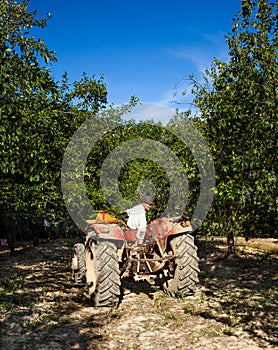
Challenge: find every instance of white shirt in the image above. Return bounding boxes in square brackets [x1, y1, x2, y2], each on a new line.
[126, 204, 146, 229]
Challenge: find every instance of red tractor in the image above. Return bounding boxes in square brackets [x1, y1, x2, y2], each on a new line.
[72, 211, 199, 307]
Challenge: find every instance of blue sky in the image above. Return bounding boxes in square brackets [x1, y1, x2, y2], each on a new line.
[30, 0, 242, 109]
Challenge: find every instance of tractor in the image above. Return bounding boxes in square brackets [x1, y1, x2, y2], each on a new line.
[72, 210, 199, 306]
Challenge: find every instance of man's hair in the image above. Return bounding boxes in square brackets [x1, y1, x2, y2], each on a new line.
[142, 196, 153, 205]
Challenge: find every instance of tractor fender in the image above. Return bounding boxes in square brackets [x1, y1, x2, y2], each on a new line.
[148, 218, 193, 253]
[85, 231, 98, 252]
[85, 228, 125, 252]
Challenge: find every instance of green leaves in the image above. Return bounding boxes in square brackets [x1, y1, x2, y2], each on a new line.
[188, 0, 278, 238]
[0, 1, 109, 223]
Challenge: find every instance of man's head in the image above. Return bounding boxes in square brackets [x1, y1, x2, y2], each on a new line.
[142, 196, 153, 211]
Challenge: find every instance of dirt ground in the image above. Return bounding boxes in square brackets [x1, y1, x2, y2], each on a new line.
[0, 236, 277, 350]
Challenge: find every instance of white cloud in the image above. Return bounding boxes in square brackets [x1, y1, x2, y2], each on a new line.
[121, 102, 176, 124]
[160, 30, 230, 113]
[168, 47, 213, 74]
[152, 86, 194, 113]
[168, 29, 229, 73]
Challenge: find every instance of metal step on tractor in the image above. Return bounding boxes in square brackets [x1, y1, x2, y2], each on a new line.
[72, 210, 200, 307]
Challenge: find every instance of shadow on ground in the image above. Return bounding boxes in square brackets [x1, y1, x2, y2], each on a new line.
[195, 237, 278, 347]
[1, 237, 277, 349]
[0, 240, 110, 350]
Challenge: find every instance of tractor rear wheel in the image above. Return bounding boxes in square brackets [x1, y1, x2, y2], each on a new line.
[161, 234, 199, 297]
[88, 241, 121, 307]
[72, 243, 86, 283]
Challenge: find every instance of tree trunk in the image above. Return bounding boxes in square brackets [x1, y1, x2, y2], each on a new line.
[227, 230, 235, 255]
[29, 221, 40, 246]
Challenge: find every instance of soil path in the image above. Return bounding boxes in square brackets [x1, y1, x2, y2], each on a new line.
[1, 237, 277, 350]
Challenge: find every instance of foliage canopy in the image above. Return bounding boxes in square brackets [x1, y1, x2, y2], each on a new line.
[189, 0, 277, 240]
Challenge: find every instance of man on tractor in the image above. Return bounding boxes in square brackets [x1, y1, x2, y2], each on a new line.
[121, 196, 153, 245]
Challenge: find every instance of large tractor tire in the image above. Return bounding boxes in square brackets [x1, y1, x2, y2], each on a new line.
[161, 234, 199, 297]
[87, 241, 121, 307]
[72, 243, 86, 283]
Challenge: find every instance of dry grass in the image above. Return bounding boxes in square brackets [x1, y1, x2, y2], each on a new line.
[0, 237, 277, 350]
